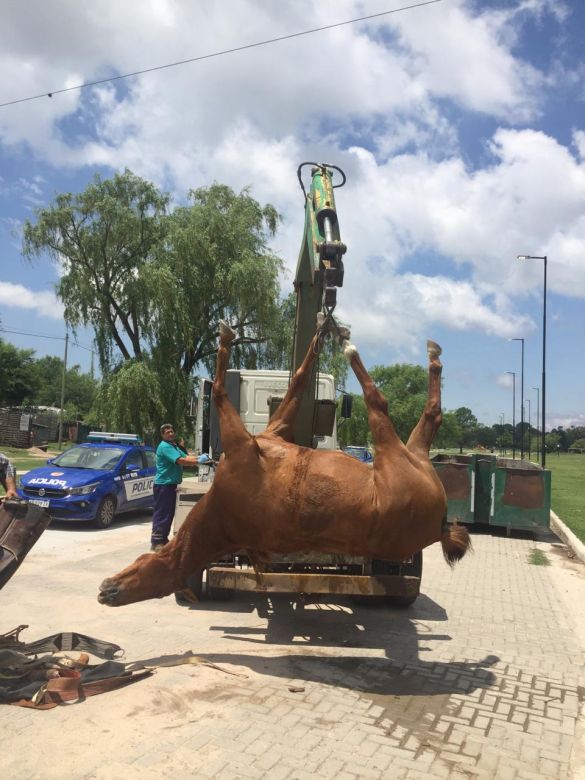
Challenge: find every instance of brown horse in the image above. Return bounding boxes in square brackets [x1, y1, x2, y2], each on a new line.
[98, 322, 470, 607]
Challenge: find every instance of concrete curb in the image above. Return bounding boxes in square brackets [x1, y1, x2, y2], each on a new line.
[550, 510, 585, 566]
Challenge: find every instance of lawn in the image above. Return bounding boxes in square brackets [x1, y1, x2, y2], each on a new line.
[546, 453, 585, 543]
[0, 442, 72, 478]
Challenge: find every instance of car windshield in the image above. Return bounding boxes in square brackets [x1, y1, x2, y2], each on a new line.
[51, 446, 126, 471]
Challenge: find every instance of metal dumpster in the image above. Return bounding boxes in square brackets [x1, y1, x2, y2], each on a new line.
[490, 458, 551, 531]
[431, 453, 494, 525]
[432, 454, 550, 532]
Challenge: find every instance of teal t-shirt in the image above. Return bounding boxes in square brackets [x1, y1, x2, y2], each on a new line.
[155, 440, 183, 485]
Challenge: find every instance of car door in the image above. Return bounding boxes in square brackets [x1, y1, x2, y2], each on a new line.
[118, 448, 154, 511]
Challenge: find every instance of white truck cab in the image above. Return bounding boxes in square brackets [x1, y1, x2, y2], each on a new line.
[194, 368, 338, 460]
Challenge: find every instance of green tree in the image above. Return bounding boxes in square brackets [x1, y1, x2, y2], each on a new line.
[0, 338, 38, 406]
[567, 426, 585, 446]
[453, 406, 478, 453]
[370, 363, 428, 443]
[22, 173, 288, 436]
[545, 432, 561, 453]
[23, 170, 170, 372]
[31, 356, 97, 417]
[433, 410, 461, 449]
[337, 393, 370, 448]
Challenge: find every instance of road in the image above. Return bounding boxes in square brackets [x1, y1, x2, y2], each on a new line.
[1, 512, 585, 779]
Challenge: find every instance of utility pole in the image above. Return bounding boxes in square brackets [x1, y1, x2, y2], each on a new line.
[526, 398, 531, 461]
[506, 371, 516, 459]
[532, 387, 540, 458]
[58, 331, 69, 450]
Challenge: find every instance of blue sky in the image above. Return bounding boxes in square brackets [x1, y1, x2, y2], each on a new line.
[1, 0, 583, 431]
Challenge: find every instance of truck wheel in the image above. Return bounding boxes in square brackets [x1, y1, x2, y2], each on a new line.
[93, 496, 116, 529]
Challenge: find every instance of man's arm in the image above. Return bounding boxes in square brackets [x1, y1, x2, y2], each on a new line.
[3, 474, 17, 499]
[0, 456, 18, 499]
[176, 454, 199, 467]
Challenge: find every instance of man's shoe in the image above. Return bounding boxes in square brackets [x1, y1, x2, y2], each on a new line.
[150, 543, 166, 553]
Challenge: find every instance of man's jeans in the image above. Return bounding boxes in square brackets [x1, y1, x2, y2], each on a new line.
[151, 484, 178, 545]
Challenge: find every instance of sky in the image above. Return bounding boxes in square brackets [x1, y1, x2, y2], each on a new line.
[0, 0, 584, 432]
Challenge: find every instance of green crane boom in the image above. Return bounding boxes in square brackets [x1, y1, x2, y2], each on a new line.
[291, 163, 347, 448]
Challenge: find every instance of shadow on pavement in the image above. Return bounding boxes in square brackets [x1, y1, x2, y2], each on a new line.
[178, 592, 499, 697]
[45, 509, 152, 533]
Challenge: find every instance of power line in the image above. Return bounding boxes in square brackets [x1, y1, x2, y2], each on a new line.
[0, 1, 441, 109]
[0, 326, 96, 353]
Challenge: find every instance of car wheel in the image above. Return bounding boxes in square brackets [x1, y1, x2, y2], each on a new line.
[93, 496, 116, 529]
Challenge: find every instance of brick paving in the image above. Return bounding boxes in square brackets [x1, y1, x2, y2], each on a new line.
[1, 516, 584, 778]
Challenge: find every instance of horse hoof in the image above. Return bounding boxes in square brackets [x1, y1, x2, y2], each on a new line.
[427, 340, 442, 359]
[343, 342, 358, 361]
[219, 320, 236, 342]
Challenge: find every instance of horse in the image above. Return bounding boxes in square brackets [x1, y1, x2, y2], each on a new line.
[98, 321, 470, 607]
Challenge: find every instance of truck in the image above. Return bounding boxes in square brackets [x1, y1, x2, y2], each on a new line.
[174, 163, 422, 606]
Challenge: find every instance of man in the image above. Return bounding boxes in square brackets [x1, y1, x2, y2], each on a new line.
[0, 452, 17, 500]
[151, 424, 199, 551]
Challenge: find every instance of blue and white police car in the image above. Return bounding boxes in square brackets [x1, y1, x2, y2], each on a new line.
[342, 446, 374, 464]
[17, 432, 156, 528]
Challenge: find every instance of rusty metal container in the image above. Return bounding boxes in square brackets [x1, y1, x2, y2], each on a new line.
[431, 454, 550, 532]
[490, 458, 551, 531]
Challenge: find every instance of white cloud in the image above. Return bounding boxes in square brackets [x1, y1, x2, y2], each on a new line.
[0, 0, 582, 359]
[0, 281, 63, 319]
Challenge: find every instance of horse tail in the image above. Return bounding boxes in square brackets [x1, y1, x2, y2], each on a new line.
[441, 519, 472, 567]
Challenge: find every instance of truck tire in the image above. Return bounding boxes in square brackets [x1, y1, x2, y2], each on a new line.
[93, 496, 116, 529]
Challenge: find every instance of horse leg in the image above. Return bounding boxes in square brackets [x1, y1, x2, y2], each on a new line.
[212, 320, 252, 454]
[264, 328, 324, 441]
[343, 341, 403, 451]
[406, 340, 443, 457]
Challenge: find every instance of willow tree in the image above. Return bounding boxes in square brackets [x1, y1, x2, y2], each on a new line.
[23, 169, 169, 374]
[144, 183, 283, 379]
[22, 171, 285, 435]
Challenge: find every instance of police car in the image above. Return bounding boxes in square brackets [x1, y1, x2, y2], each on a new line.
[342, 446, 374, 464]
[17, 432, 156, 528]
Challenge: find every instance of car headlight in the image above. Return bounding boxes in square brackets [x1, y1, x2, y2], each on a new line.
[67, 482, 100, 496]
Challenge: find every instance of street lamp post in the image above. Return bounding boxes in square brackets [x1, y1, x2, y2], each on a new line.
[532, 386, 540, 458]
[525, 398, 531, 460]
[518, 255, 547, 468]
[510, 338, 525, 458]
[506, 371, 516, 459]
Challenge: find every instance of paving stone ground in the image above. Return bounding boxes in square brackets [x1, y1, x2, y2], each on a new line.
[1, 513, 584, 779]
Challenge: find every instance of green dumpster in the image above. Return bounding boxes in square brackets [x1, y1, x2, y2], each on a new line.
[432, 453, 551, 532]
[490, 458, 551, 531]
[431, 454, 476, 525]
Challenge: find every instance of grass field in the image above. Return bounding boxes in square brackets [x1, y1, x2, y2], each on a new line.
[0, 442, 71, 476]
[546, 453, 585, 543]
